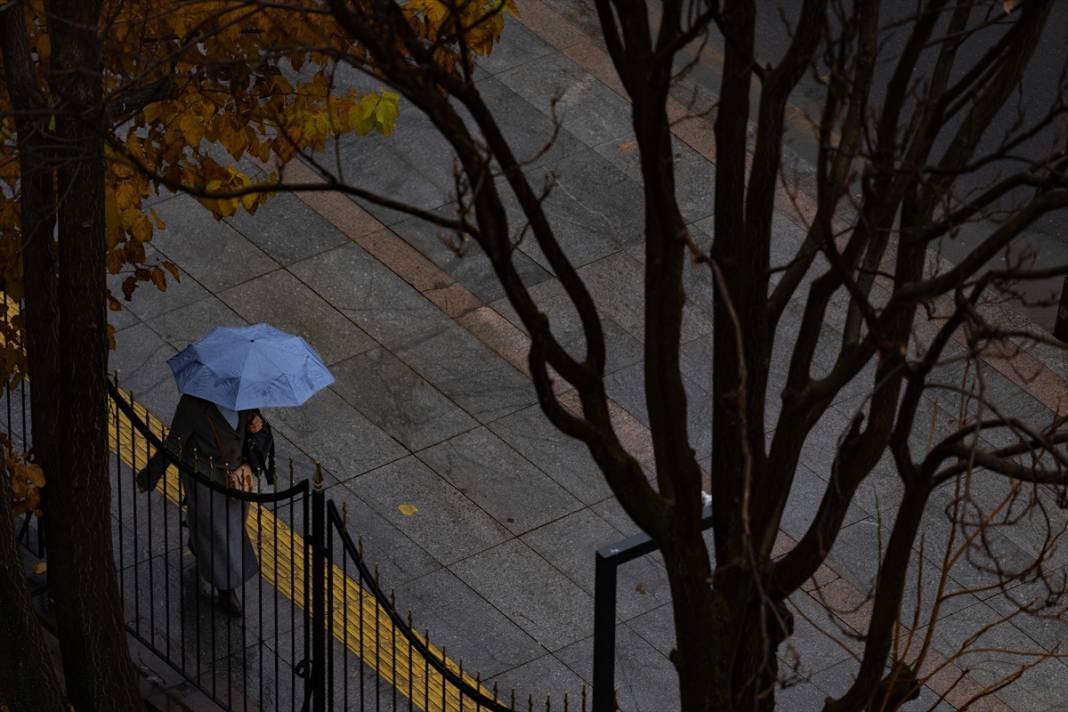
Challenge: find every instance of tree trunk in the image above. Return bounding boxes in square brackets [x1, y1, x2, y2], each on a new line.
[44, 1, 142, 708]
[0, 470, 66, 712]
[662, 538, 731, 712]
[729, 597, 791, 712]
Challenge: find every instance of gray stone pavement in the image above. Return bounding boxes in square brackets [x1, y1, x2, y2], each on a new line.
[106, 3, 1068, 710]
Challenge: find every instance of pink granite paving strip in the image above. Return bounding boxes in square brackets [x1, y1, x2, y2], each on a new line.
[457, 305, 533, 376]
[513, 0, 586, 50]
[424, 282, 483, 319]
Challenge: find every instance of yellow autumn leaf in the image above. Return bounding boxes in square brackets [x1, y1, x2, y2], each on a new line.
[32, 561, 46, 575]
[179, 114, 204, 146]
[115, 182, 138, 210]
[398, 503, 418, 516]
[106, 248, 124, 274]
[131, 213, 153, 243]
[150, 267, 167, 291]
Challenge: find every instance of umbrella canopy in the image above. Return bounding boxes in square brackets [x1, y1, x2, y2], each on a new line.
[168, 323, 335, 411]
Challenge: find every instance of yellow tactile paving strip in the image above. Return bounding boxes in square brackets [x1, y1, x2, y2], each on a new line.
[107, 389, 502, 711]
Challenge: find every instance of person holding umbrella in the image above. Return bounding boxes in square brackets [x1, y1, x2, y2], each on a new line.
[137, 324, 334, 616]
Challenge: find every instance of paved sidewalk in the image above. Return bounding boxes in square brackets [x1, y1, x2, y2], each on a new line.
[108, 3, 1068, 710]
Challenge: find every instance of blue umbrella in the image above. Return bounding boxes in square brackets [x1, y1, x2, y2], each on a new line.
[167, 323, 335, 411]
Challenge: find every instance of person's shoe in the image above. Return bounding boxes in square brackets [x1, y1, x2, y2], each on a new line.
[218, 588, 243, 617]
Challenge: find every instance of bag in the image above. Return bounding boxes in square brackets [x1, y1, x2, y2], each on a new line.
[227, 463, 256, 493]
[206, 410, 256, 491]
[243, 409, 276, 485]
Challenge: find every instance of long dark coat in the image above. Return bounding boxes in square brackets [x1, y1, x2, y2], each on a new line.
[139, 394, 257, 591]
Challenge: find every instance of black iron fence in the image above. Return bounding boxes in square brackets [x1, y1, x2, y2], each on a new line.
[0, 270, 597, 712]
[107, 381, 543, 711]
[109, 383, 315, 710]
[2, 361, 586, 711]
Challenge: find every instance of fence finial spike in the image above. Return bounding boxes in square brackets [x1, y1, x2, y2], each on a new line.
[492, 681, 499, 702]
[358, 535, 364, 559]
[342, 501, 348, 525]
[374, 564, 379, 586]
[564, 692, 568, 712]
[528, 693, 533, 712]
[546, 694, 551, 712]
[288, 458, 294, 487]
[313, 460, 324, 490]
[581, 685, 587, 712]
[510, 688, 516, 710]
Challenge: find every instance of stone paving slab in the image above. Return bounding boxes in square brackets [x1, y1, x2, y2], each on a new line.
[497, 49, 634, 148]
[147, 295, 249, 356]
[289, 242, 453, 351]
[418, 427, 583, 535]
[555, 625, 681, 712]
[108, 243, 211, 322]
[224, 192, 349, 266]
[828, 517, 989, 625]
[520, 508, 671, 622]
[395, 323, 538, 424]
[779, 464, 869, 542]
[605, 359, 714, 464]
[346, 456, 512, 566]
[983, 570, 1068, 653]
[450, 538, 593, 652]
[488, 403, 614, 505]
[389, 205, 553, 304]
[783, 589, 865, 677]
[150, 195, 279, 293]
[595, 133, 717, 225]
[329, 347, 477, 452]
[110, 322, 181, 419]
[467, 76, 588, 172]
[320, 481, 442, 588]
[265, 387, 406, 482]
[577, 250, 714, 344]
[475, 19, 559, 79]
[332, 136, 453, 227]
[625, 602, 675, 660]
[930, 601, 1068, 711]
[485, 653, 589, 710]
[219, 268, 376, 367]
[490, 265, 645, 376]
[393, 567, 545, 678]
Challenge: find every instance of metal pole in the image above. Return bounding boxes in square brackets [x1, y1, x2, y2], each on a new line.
[311, 461, 327, 712]
[591, 551, 618, 712]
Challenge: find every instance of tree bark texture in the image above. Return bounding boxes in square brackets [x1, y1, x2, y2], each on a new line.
[42, 0, 142, 708]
